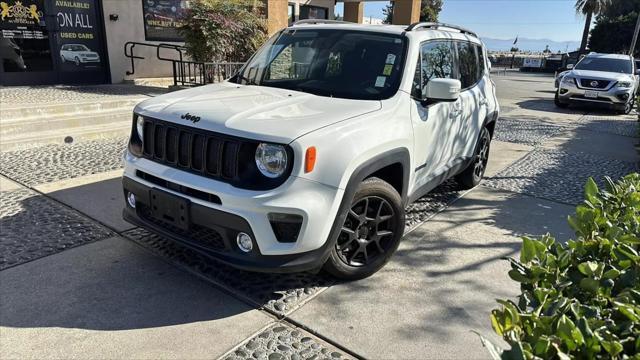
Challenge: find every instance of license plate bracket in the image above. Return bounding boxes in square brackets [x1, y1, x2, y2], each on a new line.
[584, 90, 599, 99]
[149, 188, 190, 230]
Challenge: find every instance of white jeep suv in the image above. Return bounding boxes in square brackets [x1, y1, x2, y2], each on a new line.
[555, 53, 638, 114]
[122, 21, 499, 280]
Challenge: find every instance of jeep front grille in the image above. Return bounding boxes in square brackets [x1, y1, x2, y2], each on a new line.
[142, 118, 241, 181]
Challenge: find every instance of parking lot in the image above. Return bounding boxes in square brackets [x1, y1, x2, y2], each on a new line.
[1, 72, 638, 359]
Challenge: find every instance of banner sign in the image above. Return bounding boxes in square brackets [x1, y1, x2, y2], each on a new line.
[142, 0, 187, 42]
[523, 58, 543, 68]
[53, 0, 103, 71]
[0, 0, 46, 38]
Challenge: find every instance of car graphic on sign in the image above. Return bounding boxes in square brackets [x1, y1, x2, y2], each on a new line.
[59, 44, 100, 66]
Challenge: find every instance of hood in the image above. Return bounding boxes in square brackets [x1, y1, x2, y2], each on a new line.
[569, 69, 633, 82]
[134, 82, 382, 144]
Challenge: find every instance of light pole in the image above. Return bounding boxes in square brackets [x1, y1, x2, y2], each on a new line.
[630, 12, 640, 56]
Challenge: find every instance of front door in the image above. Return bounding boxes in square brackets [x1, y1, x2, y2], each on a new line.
[410, 40, 460, 192]
[0, 0, 109, 85]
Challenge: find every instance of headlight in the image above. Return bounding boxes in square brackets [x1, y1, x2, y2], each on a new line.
[255, 143, 288, 178]
[561, 76, 575, 85]
[616, 81, 633, 88]
[136, 115, 144, 140]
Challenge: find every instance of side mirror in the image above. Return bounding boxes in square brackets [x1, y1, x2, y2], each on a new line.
[423, 78, 461, 104]
[566, 64, 574, 70]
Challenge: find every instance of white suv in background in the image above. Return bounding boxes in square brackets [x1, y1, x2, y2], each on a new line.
[122, 21, 499, 280]
[59, 44, 100, 66]
[555, 53, 638, 114]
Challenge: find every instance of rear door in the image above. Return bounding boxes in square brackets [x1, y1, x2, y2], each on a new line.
[410, 40, 460, 191]
[453, 40, 487, 160]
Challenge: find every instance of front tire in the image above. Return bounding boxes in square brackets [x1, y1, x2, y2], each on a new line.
[455, 126, 491, 190]
[619, 98, 634, 115]
[323, 177, 405, 281]
[555, 90, 569, 108]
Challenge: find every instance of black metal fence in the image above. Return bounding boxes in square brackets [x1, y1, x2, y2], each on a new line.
[124, 42, 244, 87]
[173, 61, 244, 86]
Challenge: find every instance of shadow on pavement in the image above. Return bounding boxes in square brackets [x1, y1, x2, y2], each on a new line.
[0, 237, 256, 331]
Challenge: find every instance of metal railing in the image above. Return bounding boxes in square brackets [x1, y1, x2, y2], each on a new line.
[123, 41, 244, 87]
[173, 61, 244, 86]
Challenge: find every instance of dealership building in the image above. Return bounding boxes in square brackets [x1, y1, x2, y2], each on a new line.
[0, 0, 421, 86]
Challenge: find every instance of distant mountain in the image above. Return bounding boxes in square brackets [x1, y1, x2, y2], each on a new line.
[481, 37, 581, 53]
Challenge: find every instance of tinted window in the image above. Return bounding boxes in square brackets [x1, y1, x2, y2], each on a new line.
[413, 40, 457, 97]
[476, 44, 485, 79]
[574, 57, 632, 74]
[236, 30, 407, 100]
[457, 41, 482, 89]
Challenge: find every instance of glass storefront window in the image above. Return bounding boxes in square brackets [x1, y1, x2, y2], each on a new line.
[142, 0, 188, 42]
[0, 0, 52, 72]
[300, 5, 328, 20]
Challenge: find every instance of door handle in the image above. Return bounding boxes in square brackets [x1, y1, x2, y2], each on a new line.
[479, 97, 488, 106]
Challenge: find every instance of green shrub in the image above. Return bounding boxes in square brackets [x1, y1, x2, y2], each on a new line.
[483, 174, 640, 359]
[180, 0, 267, 62]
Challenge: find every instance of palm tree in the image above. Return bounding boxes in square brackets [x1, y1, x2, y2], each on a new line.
[575, 0, 611, 55]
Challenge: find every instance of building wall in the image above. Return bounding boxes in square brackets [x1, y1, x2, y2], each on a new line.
[101, 0, 185, 83]
[290, 0, 336, 23]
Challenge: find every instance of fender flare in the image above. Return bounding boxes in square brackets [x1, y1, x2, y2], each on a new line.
[316, 148, 411, 265]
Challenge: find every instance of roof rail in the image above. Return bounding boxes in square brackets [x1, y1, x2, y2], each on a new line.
[406, 22, 478, 37]
[293, 19, 350, 26]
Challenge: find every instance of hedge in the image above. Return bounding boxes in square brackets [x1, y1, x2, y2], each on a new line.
[482, 174, 640, 359]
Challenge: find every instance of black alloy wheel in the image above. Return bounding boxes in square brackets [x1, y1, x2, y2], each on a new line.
[336, 196, 396, 267]
[456, 126, 491, 189]
[473, 128, 491, 182]
[323, 177, 405, 280]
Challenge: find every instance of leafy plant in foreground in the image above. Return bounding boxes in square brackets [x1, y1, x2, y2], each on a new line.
[482, 174, 640, 359]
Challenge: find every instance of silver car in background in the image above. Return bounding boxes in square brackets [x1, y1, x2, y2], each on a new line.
[555, 53, 638, 115]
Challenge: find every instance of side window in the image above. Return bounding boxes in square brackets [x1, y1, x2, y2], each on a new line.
[457, 41, 478, 89]
[412, 40, 456, 98]
[475, 44, 485, 79]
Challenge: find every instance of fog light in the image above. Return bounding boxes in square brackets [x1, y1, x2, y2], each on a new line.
[236, 232, 253, 252]
[126, 192, 136, 208]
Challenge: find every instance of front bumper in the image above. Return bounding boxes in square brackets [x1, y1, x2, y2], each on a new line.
[557, 79, 633, 110]
[122, 152, 344, 273]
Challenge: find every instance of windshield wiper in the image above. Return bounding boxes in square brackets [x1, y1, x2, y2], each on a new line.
[236, 74, 257, 85]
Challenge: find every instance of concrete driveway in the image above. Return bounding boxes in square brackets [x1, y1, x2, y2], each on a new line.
[1, 73, 638, 359]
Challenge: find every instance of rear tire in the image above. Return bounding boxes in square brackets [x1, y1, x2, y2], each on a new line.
[455, 126, 491, 190]
[323, 177, 405, 281]
[555, 90, 569, 108]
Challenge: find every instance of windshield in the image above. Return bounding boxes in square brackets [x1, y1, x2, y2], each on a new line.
[574, 57, 632, 74]
[68, 45, 89, 51]
[233, 29, 407, 100]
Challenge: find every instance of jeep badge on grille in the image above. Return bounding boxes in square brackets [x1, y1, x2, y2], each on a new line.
[181, 113, 201, 123]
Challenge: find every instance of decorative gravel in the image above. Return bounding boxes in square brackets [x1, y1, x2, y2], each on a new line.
[405, 179, 464, 231]
[122, 228, 333, 315]
[0, 84, 165, 105]
[494, 116, 568, 145]
[484, 148, 638, 205]
[223, 323, 351, 360]
[0, 189, 114, 270]
[0, 136, 127, 186]
[578, 115, 639, 138]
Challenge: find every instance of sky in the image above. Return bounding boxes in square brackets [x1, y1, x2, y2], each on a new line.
[335, 0, 586, 42]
